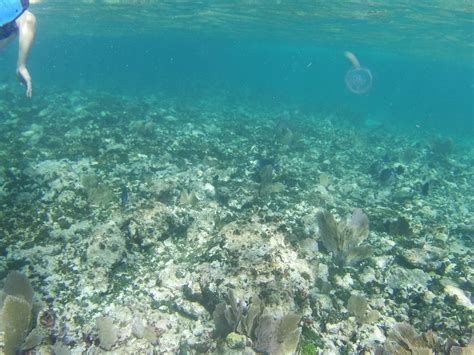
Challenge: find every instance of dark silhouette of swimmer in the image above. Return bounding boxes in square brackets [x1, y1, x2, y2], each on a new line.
[0, 0, 37, 97]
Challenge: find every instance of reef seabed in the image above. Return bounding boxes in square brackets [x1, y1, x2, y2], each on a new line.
[0, 87, 472, 353]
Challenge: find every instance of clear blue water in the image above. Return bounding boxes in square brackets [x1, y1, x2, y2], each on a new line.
[2, 1, 473, 136]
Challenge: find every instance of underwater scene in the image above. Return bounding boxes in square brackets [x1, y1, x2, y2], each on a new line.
[0, 0, 473, 354]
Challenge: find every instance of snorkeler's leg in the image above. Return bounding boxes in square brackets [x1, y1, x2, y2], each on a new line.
[16, 11, 37, 97]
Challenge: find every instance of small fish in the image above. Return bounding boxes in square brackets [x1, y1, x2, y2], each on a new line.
[421, 181, 430, 196]
[120, 185, 129, 208]
[379, 168, 396, 184]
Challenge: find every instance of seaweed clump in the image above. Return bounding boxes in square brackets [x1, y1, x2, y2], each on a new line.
[316, 208, 371, 267]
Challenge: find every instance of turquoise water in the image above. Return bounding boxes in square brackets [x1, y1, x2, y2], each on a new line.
[1, 1, 473, 354]
[2, 1, 473, 135]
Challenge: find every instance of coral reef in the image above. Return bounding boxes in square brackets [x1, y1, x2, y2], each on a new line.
[0, 87, 472, 353]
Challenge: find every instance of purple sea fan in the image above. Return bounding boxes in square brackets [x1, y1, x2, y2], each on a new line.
[348, 208, 370, 244]
[316, 208, 371, 266]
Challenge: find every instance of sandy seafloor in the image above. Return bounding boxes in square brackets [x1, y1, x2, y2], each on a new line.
[0, 85, 473, 354]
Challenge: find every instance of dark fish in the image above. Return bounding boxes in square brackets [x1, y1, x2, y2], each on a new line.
[395, 164, 405, 175]
[379, 168, 396, 184]
[421, 181, 430, 196]
[121, 185, 129, 208]
[368, 161, 383, 178]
